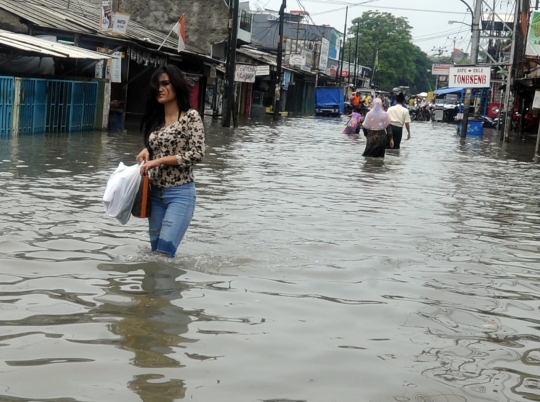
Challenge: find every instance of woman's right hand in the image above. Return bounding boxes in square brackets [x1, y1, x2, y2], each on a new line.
[136, 148, 149, 164]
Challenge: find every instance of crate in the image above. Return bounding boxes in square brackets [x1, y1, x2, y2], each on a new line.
[456, 120, 483, 136]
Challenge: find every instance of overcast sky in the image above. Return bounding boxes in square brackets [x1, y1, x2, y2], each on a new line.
[254, 0, 516, 58]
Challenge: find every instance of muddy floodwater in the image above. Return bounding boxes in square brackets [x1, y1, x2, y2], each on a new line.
[0, 117, 539, 402]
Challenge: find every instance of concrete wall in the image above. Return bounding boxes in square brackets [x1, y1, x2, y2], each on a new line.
[0, 10, 30, 33]
[119, 0, 228, 55]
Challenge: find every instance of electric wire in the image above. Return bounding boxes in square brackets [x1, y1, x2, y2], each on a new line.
[302, 0, 469, 16]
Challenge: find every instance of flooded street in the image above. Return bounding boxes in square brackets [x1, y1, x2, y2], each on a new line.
[0, 116, 540, 401]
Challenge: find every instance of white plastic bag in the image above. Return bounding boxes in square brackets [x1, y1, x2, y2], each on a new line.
[103, 162, 142, 225]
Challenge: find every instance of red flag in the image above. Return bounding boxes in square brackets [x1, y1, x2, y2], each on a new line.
[172, 15, 186, 52]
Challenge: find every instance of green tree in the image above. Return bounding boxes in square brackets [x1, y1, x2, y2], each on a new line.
[344, 11, 429, 92]
[411, 45, 434, 93]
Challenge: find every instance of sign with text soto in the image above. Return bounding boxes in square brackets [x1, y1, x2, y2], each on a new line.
[235, 64, 256, 83]
[448, 67, 491, 88]
[431, 63, 452, 76]
[526, 11, 540, 56]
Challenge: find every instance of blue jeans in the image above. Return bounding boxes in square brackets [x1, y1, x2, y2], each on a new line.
[149, 182, 196, 257]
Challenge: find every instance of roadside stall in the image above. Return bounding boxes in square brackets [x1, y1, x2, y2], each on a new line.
[433, 87, 490, 124]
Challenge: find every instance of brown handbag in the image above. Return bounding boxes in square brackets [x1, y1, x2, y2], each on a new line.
[131, 175, 151, 218]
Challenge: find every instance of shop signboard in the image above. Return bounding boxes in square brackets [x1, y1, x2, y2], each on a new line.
[101, 0, 113, 32]
[290, 54, 306, 66]
[448, 66, 491, 88]
[112, 12, 130, 35]
[526, 11, 540, 56]
[255, 65, 270, 76]
[318, 38, 329, 70]
[432, 63, 452, 76]
[235, 64, 256, 83]
[111, 51, 122, 83]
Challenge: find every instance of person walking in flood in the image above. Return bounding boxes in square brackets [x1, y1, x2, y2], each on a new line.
[362, 98, 394, 158]
[387, 92, 411, 149]
[136, 65, 205, 257]
[342, 106, 364, 135]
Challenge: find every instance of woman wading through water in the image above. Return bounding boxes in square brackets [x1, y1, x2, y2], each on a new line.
[136, 65, 205, 257]
[362, 98, 394, 158]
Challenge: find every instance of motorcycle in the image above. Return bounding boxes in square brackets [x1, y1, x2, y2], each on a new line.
[482, 115, 498, 128]
[409, 105, 431, 121]
[512, 109, 539, 132]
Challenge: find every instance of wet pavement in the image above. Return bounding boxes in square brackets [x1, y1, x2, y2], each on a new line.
[0, 117, 539, 401]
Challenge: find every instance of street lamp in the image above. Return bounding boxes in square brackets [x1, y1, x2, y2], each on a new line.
[448, 20, 471, 28]
[458, 0, 474, 24]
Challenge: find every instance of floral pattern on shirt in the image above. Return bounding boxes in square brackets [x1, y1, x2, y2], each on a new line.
[148, 109, 205, 188]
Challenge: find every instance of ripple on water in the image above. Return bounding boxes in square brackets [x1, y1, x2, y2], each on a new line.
[0, 120, 538, 400]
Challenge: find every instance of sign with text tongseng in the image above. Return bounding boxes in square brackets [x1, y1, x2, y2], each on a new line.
[448, 66, 491, 88]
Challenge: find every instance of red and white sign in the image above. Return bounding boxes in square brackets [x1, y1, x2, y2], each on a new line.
[449, 66, 491, 88]
[431, 63, 452, 76]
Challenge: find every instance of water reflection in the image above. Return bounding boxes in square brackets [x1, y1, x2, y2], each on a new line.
[97, 262, 191, 400]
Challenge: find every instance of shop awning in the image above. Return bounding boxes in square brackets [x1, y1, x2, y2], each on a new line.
[0, 30, 110, 59]
[434, 86, 490, 95]
[434, 87, 464, 95]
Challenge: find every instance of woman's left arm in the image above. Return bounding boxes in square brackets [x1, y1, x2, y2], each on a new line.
[174, 110, 205, 167]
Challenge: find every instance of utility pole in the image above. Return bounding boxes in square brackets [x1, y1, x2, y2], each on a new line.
[338, 6, 348, 86]
[223, 0, 239, 128]
[273, 0, 286, 121]
[460, 0, 483, 138]
[353, 21, 359, 88]
[448, 36, 461, 64]
[502, 0, 521, 141]
[347, 38, 352, 86]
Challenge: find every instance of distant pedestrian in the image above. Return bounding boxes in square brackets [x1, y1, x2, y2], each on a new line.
[342, 106, 363, 135]
[387, 92, 411, 149]
[362, 98, 394, 158]
[136, 65, 205, 257]
[350, 92, 360, 107]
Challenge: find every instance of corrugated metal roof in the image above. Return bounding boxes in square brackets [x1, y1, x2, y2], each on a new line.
[0, 0, 208, 56]
[237, 47, 277, 66]
[0, 29, 110, 59]
[237, 46, 317, 75]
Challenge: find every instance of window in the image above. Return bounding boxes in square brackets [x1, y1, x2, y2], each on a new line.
[240, 10, 252, 33]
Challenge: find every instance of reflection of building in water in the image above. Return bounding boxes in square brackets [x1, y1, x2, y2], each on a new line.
[97, 262, 194, 401]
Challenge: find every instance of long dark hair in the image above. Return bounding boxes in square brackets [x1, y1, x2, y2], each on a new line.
[140, 64, 192, 152]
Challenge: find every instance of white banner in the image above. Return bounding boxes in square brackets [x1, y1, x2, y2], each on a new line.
[318, 38, 329, 70]
[526, 11, 540, 56]
[289, 54, 306, 66]
[432, 63, 452, 76]
[449, 66, 490, 88]
[255, 65, 270, 76]
[113, 12, 130, 35]
[101, 0, 113, 32]
[235, 64, 256, 83]
[111, 51, 122, 83]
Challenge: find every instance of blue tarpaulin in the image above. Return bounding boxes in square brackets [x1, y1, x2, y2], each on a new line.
[315, 87, 344, 114]
[434, 87, 465, 95]
[434, 86, 489, 95]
